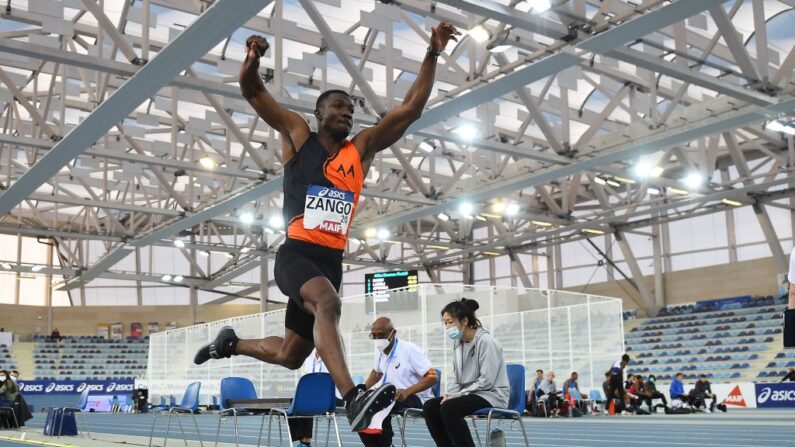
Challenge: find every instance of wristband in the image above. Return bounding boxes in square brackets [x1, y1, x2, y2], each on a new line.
[427, 46, 442, 58]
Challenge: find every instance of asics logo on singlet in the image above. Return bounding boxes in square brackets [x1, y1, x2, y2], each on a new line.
[317, 188, 347, 200]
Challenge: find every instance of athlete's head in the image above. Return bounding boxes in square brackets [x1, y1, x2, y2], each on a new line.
[314, 89, 354, 140]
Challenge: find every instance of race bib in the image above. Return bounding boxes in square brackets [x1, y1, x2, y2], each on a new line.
[303, 185, 355, 235]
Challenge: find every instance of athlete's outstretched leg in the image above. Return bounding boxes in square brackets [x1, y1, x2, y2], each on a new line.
[298, 276, 354, 395]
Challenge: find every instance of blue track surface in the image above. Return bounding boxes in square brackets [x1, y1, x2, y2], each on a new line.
[1, 409, 793, 447]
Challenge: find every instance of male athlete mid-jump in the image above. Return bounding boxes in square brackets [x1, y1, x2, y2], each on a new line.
[194, 21, 460, 431]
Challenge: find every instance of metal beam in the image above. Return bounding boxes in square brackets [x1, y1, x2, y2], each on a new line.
[708, 4, 762, 82]
[407, 0, 726, 133]
[608, 47, 775, 106]
[0, 0, 273, 216]
[614, 230, 655, 315]
[60, 177, 282, 289]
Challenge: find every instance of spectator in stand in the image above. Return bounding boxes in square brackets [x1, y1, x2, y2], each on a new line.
[782, 278, 790, 299]
[624, 373, 635, 390]
[781, 367, 795, 382]
[9, 371, 18, 383]
[50, 328, 63, 343]
[644, 375, 668, 410]
[0, 371, 17, 408]
[629, 375, 654, 414]
[691, 374, 719, 413]
[562, 371, 588, 400]
[669, 373, 689, 406]
[537, 371, 563, 417]
[526, 369, 543, 413]
[786, 247, 795, 348]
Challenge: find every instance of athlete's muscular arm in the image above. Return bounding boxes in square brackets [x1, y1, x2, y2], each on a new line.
[240, 35, 310, 164]
[353, 22, 460, 166]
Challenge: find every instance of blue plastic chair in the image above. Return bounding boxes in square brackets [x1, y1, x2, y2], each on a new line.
[213, 377, 262, 447]
[398, 368, 442, 447]
[53, 387, 91, 438]
[148, 381, 203, 447]
[264, 373, 341, 447]
[467, 364, 529, 447]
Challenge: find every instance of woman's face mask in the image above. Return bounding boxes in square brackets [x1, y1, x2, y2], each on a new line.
[0, 375, 6, 382]
[446, 325, 464, 340]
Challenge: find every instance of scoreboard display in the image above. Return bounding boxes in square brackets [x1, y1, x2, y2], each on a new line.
[365, 270, 418, 298]
[364, 270, 419, 312]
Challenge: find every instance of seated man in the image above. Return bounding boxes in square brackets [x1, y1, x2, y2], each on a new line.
[537, 371, 562, 417]
[50, 328, 62, 343]
[525, 369, 543, 414]
[627, 375, 652, 414]
[644, 375, 668, 410]
[562, 371, 588, 400]
[669, 373, 690, 406]
[361, 317, 437, 447]
[690, 374, 717, 413]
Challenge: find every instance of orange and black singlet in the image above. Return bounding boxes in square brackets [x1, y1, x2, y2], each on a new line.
[283, 132, 364, 250]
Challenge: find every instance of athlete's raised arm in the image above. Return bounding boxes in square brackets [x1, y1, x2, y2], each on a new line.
[240, 35, 310, 163]
[353, 21, 460, 166]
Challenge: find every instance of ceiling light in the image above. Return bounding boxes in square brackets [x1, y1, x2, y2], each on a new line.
[467, 25, 490, 43]
[651, 166, 665, 177]
[438, 213, 450, 221]
[476, 215, 487, 221]
[593, 177, 607, 185]
[647, 187, 660, 195]
[0, 263, 11, 270]
[532, 220, 553, 227]
[428, 245, 449, 250]
[669, 187, 689, 195]
[365, 228, 377, 238]
[606, 179, 621, 187]
[583, 228, 605, 235]
[483, 251, 502, 256]
[458, 202, 474, 216]
[491, 199, 506, 214]
[199, 251, 209, 257]
[480, 213, 502, 219]
[489, 44, 511, 53]
[240, 247, 251, 253]
[31, 265, 43, 272]
[199, 157, 216, 169]
[453, 124, 479, 141]
[526, 0, 552, 13]
[376, 228, 390, 240]
[505, 203, 520, 217]
[268, 215, 284, 229]
[682, 172, 703, 189]
[722, 198, 742, 207]
[239, 212, 254, 225]
[173, 275, 184, 283]
[161, 274, 172, 281]
[173, 240, 186, 249]
[264, 227, 275, 234]
[418, 140, 435, 153]
[224, 252, 234, 258]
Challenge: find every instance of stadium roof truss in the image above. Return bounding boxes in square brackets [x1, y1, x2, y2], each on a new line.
[0, 0, 793, 313]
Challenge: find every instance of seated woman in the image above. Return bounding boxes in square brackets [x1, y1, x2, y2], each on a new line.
[537, 371, 563, 417]
[423, 298, 509, 447]
[0, 370, 19, 428]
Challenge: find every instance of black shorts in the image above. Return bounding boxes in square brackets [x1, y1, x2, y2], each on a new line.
[274, 238, 343, 342]
[608, 374, 624, 398]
